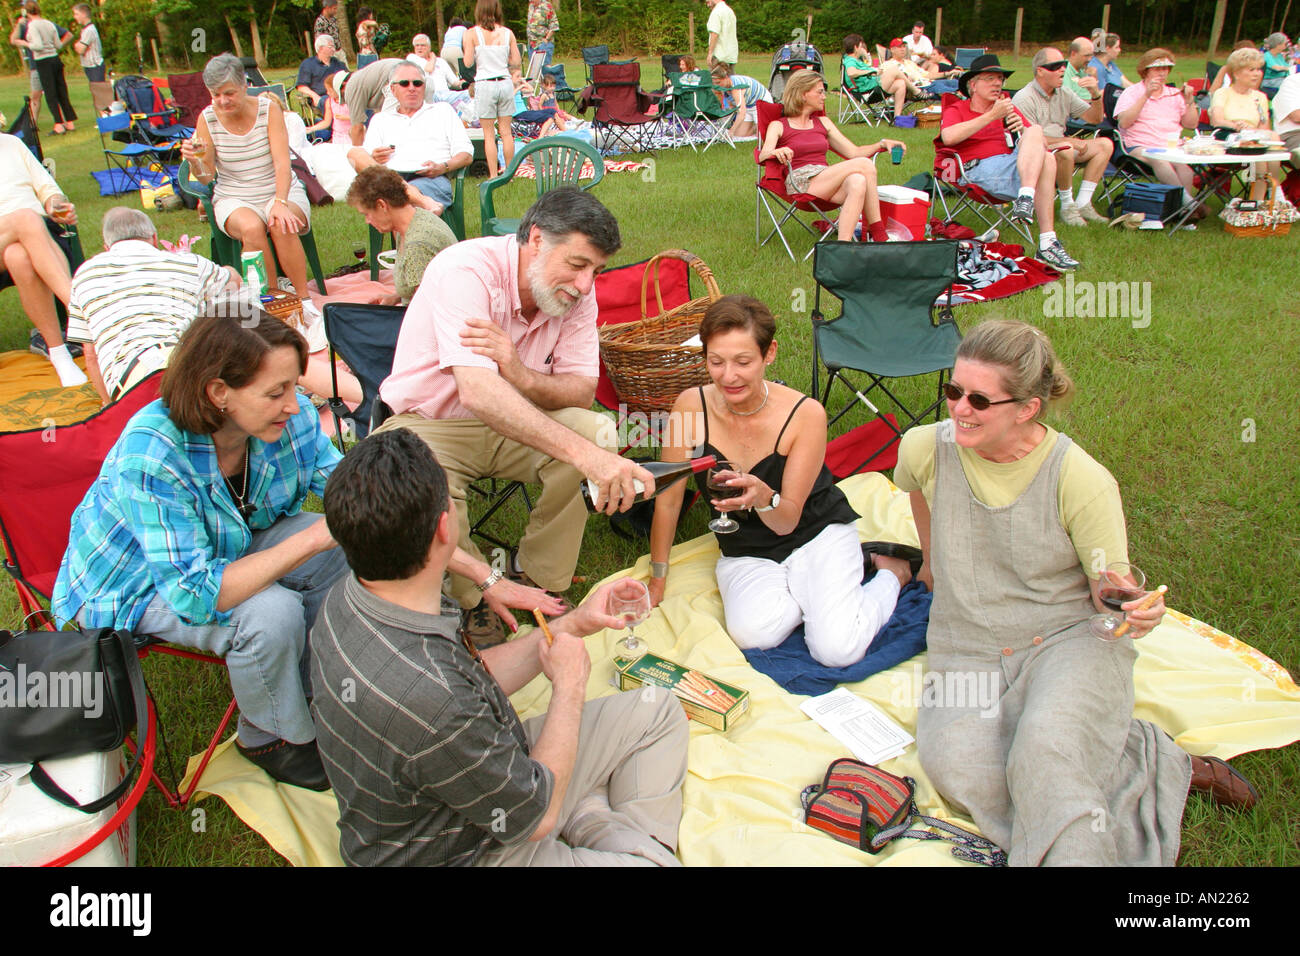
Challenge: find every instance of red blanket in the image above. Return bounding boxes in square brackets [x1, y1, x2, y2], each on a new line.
[948, 241, 1060, 305]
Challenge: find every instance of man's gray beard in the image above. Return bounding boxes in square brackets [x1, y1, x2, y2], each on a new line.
[526, 255, 579, 316]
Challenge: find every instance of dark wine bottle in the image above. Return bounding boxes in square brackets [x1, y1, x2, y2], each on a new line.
[582, 455, 718, 512]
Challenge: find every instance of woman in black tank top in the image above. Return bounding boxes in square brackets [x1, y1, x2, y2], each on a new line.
[647, 296, 913, 668]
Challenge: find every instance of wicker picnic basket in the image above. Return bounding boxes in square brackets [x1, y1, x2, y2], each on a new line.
[1220, 176, 1297, 238]
[262, 288, 306, 330]
[598, 249, 721, 414]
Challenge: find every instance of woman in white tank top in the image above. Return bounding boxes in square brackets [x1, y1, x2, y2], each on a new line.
[463, 0, 521, 178]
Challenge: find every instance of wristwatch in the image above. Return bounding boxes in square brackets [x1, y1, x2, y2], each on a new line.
[476, 568, 504, 592]
[650, 561, 669, 578]
[755, 491, 781, 513]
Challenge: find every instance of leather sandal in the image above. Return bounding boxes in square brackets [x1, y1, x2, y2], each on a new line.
[861, 541, 924, 577]
[1188, 755, 1258, 811]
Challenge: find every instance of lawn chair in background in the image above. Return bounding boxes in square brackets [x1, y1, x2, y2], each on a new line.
[837, 56, 889, 126]
[928, 95, 1033, 243]
[811, 240, 962, 472]
[541, 63, 578, 104]
[479, 136, 604, 237]
[754, 100, 840, 260]
[585, 62, 662, 153]
[666, 70, 738, 151]
[582, 44, 612, 83]
[166, 71, 211, 129]
[954, 47, 987, 71]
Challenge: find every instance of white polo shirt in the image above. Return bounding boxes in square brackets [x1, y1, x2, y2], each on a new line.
[362, 102, 472, 174]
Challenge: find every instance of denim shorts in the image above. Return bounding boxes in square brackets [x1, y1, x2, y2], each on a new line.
[960, 144, 1024, 201]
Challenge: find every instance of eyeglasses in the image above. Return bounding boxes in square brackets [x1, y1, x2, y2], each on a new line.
[393, 79, 425, 88]
[942, 381, 1019, 410]
[1038, 60, 1068, 71]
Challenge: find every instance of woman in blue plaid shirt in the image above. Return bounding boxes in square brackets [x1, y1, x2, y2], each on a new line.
[54, 302, 561, 790]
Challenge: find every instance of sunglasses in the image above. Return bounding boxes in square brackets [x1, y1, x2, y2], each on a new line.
[1039, 60, 1068, 71]
[942, 381, 1019, 410]
[393, 78, 425, 88]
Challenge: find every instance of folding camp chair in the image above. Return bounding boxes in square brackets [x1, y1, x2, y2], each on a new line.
[178, 161, 329, 294]
[811, 240, 963, 472]
[754, 100, 840, 260]
[368, 167, 466, 280]
[479, 136, 604, 237]
[659, 54, 684, 91]
[322, 303, 532, 552]
[666, 70, 738, 151]
[928, 96, 1033, 243]
[837, 57, 889, 126]
[1095, 84, 1157, 211]
[541, 63, 578, 104]
[241, 58, 269, 87]
[95, 113, 177, 197]
[953, 48, 987, 71]
[112, 74, 192, 151]
[582, 44, 613, 84]
[585, 62, 663, 153]
[166, 71, 211, 128]
[0, 373, 227, 813]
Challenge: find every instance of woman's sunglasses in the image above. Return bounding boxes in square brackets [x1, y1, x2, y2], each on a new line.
[393, 78, 426, 88]
[942, 381, 1019, 410]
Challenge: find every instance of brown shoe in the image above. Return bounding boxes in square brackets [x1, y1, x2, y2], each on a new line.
[461, 599, 508, 648]
[1189, 755, 1259, 810]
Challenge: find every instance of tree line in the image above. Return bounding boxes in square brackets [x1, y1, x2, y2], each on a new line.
[3, 0, 1293, 76]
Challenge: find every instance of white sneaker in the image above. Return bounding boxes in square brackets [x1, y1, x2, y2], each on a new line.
[1076, 202, 1109, 223]
[1059, 202, 1088, 227]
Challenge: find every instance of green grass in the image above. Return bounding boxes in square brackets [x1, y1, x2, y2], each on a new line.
[1, 52, 1297, 867]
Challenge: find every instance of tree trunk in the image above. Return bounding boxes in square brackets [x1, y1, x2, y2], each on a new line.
[1281, 0, 1294, 33]
[224, 13, 244, 59]
[154, 15, 172, 67]
[336, 1, 356, 62]
[1269, 0, 1280, 31]
[1232, 0, 1247, 43]
[434, 0, 445, 42]
[248, 6, 266, 69]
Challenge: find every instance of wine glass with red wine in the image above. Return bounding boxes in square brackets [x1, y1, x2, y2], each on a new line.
[1091, 562, 1147, 641]
[610, 578, 652, 660]
[707, 463, 744, 534]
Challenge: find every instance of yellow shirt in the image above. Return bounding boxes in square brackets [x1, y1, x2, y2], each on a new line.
[1210, 86, 1270, 128]
[0, 133, 61, 218]
[894, 421, 1129, 578]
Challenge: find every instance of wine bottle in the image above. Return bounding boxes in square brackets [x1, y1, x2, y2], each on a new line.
[582, 455, 718, 512]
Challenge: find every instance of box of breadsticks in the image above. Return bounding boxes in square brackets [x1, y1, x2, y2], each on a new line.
[613, 654, 750, 731]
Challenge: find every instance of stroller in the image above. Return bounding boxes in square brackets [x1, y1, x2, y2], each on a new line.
[768, 39, 824, 100]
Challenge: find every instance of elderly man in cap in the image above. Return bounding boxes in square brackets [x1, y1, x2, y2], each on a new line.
[296, 34, 346, 114]
[1012, 47, 1111, 226]
[940, 54, 1079, 270]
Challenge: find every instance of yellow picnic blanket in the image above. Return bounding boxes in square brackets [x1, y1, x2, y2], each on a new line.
[186, 473, 1300, 866]
[0, 351, 99, 431]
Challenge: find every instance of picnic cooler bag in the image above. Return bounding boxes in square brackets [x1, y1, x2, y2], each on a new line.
[1113, 182, 1183, 221]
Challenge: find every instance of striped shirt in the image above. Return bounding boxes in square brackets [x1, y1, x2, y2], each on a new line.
[65, 241, 230, 397]
[311, 574, 553, 866]
[53, 395, 340, 631]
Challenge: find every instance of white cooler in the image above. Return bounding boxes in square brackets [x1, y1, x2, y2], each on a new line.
[0, 749, 137, 867]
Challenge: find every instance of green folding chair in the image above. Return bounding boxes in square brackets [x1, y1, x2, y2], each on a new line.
[667, 70, 738, 151]
[368, 166, 467, 280]
[177, 161, 328, 293]
[478, 136, 604, 238]
[811, 240, 963, 472]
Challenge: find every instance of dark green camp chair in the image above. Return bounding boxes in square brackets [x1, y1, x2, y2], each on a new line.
[811, 240, 962, 472]
[666, 70, 738, 151]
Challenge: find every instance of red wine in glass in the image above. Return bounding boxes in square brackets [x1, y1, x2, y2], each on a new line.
[707, 465, 742, 534]
[1092, 562, 1146, 641]
[1099, 586, 1145, 613]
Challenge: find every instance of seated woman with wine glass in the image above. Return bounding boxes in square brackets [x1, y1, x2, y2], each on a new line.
[893, 318, 1257, 866]
[647, 295, 913, 668]
[758, 69, 906, 243]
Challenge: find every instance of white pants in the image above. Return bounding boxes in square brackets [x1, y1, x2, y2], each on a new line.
[716, 523, 901, 668]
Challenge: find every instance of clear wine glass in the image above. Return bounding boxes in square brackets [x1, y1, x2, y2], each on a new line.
[50, 201, 74, 239]
[1091, 562, 1147, 641]
[610, 578, 652, 660]
[707, 462, 743, 534]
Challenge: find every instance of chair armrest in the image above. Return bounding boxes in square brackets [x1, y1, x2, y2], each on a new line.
[442, 166, 467, 242]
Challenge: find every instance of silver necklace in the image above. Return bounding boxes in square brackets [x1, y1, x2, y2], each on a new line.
[728, 381, 770, 417]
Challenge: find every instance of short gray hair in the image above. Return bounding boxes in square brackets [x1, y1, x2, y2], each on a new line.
[516, 188, 621, 255]
[314, 33, 335, 53]
[1264, 32, 1288, 50]
[203, 53, 246, 91]
[102, 207, 157, 246]
[391, 60, 424, 83]
[412, 33, 431, 47]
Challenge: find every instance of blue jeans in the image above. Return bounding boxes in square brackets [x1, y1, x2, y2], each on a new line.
[530, 41, 554, 67]
[406, 174, 453, 207]
[125, 512, 347, 746]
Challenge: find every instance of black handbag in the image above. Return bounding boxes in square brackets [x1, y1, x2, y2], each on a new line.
[0, 627, 148, 814]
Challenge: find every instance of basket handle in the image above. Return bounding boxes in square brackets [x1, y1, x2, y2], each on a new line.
[639, 249, 722, 319]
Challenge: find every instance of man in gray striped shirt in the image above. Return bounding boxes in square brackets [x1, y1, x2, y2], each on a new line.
[314, 429, 689, 866]
[66, 207, 239, 402]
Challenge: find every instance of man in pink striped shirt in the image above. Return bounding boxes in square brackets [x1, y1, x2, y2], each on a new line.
[378, 189, 654, 644]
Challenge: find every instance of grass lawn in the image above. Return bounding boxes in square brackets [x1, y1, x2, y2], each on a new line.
[0, 50, 1296, 867]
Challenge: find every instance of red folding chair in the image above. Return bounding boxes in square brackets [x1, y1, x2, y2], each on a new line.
[755, 100, 842, 260]
[584, 61, 663, 153]
[0, 373, 235, 811]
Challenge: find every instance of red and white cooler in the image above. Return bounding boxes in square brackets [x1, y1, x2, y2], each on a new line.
[875, 184, 932, 240]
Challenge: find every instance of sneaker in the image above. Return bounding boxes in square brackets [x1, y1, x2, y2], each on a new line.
[29, 329, 83, 359]
[1076, 202, 1109, 223]
[461, 599, 508, 648]
[1038, 238, 1080, 271]
[1009, 194, 1035, 223]
[1058, 201, 1088, 227]
[975, 226, 1000, 243]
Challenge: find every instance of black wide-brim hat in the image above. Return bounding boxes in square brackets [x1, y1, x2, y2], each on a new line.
[957, 54, 1015, 98]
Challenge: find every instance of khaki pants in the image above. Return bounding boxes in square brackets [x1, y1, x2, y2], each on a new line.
[479, 688, 689, 867]
[376, 407, 617, 606]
